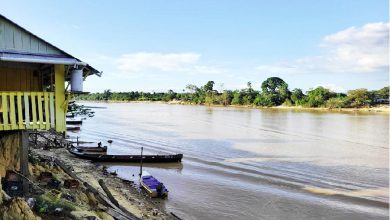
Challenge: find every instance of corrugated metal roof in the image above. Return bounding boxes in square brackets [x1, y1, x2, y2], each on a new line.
[0, 14, 101, 77]
[0, 50, 78, 63]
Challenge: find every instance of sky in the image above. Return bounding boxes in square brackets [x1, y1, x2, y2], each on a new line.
[0, 0, 388, 93]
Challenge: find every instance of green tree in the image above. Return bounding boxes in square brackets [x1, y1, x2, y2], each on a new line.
[376, 86, 389, 99]
[242, 81, 257, 105]
[221, 90, 233, 106]
[185, 84, 201, 103]
[253, 93, 276, 106]
[326, 97, 349, 109]
[203, 81, 215, 93]
[204, 93, 216, 105]
[231, 90, 243, 105]
[290, 88, 305, 106]
[162, 89, 177, 101]
[102, 89, 112, 100]
[305, 87, 335, 107]
[186, 84, 200, 93]
[347, 88, 371, 107]
[261, 77, 290, 105]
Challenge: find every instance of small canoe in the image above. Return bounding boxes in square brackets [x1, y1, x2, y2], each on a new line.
[141, 171, 168, 198]
[68, 148, 183, 163]
[66, 126, 80, 131]
[66, 120, 83, 125]
[75, 145, 107, 153]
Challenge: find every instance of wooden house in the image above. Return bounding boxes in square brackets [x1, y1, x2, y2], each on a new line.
[0, 14, 101, 133]
[0, 14, 101, 194]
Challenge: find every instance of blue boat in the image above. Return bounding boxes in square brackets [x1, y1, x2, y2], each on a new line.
[140, 171, 168, 198]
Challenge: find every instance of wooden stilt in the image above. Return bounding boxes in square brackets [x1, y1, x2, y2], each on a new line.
[20, 130, 29, 195]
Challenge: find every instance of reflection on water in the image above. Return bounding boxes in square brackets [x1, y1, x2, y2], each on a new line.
[73, 102, 389, 220]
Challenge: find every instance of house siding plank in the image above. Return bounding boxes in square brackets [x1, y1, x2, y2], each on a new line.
[9, 92, 17, 129]
[3, 22, 14, 49]
[2, 93, 9, 130]
[31, 92, 38, 129]
[30, 36, 39, 52]
[24, 93, 30, 129]
[17, 92, 24, 129]
[49, 93, 55, 128]
[0, 19, 5, 48]
[13, 27, 23, 50]
[44, 92, 50, 130]
[37, 92, 44, 129]
[21, 31, 31, 51]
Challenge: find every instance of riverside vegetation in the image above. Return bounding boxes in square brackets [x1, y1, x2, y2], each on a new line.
[76, 77, 389, 109]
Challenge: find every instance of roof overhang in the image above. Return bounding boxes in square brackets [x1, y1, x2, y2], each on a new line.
[0, 50, 102, 77]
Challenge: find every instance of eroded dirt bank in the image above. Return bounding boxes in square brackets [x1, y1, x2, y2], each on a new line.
[0, 132, 175, 220]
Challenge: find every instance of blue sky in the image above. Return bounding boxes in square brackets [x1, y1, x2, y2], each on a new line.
[0, 0, 388, 93]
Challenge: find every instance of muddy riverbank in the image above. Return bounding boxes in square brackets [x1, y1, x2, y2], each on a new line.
[30, 144, 175, 220]
[0, 130, 177, 220]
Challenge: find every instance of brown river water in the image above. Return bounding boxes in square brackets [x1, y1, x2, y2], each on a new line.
[70, 102, 389, 220]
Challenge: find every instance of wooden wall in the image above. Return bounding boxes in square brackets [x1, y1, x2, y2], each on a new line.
[0, 16, 63, 55]
[0, 67, 42, 91]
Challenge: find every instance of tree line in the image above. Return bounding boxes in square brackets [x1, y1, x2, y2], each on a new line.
[76, 77, 389, 108]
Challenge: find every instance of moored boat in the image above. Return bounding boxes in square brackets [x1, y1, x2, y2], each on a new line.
[74, 145, 107, 153]
[68, 148, 183, 163]
[66, 120, 83, 125]
[66, 126, 80, 131]
[140, 171, 168, 198]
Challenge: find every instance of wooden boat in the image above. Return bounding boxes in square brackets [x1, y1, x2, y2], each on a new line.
[74, 145, 107, 153]
[66, 126, 80, 131]
[68, 148, 183, 163]
[140, 171, 168, 198]
[66, 120, 83, 125]
[67, 140, 95, 144]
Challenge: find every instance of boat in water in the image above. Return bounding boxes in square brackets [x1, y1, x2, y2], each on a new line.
[66, 119, 83, 125]
[140, 171, 168, 198]
[73, 145, 107, 153]
[66, 126, 80, 131]
[72, 142, 107, 153]
[68, 148, 183, 163]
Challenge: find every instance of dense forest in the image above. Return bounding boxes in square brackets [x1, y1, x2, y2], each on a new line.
[76, 77, 389, 108]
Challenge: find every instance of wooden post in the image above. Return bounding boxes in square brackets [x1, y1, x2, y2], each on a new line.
[98, 179, 120, 207]
[20, 130, 29, 195]
[54, 64, 66, 132]
[139, 147, 143, 178]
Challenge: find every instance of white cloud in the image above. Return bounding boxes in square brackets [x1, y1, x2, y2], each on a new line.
[115, 52, 223, 75]
[256, 22, 389, 74]
[315, 84, 345, 93]
[117, 52, 199, 72]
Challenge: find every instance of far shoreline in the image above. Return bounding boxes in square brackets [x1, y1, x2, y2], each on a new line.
[76, 100, 390, 114]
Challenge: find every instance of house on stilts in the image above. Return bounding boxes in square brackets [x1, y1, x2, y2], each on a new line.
[0, 13, 101, 193]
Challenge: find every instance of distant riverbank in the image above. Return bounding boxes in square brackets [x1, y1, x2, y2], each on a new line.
[78, 100, 390, 114]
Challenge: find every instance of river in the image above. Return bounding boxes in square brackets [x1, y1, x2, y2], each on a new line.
[71, 102, 389, 220]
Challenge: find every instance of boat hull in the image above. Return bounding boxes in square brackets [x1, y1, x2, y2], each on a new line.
[68, 149, 183, 163]
[140, 172, 169, 198]
[75, 146, 107, 153]
[66, 120, 83, 125]
[66, 126, 80, 131]
[140, 181, 168, 198]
